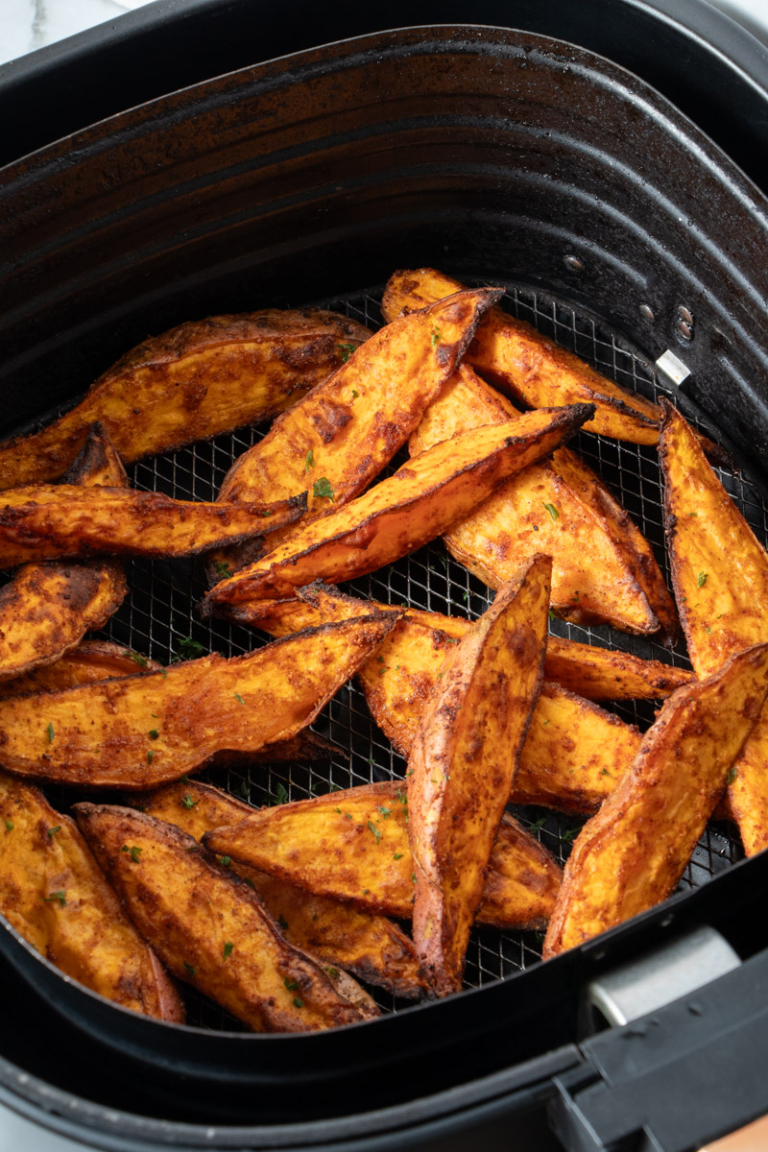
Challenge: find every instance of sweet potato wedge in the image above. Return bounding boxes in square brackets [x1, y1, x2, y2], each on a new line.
[0, 426, 129, 681]
[0, 771, 183, 1020]
[212, 288, 502, 572]
[408, 557, 551, 994]
[0, 615, 397, 788]
[0, 310, 370, 491]
[202, 406, 594, 608]
[660, 400, 768, 854]
[231, 582, 690, 701]
[0, 641, 161, 699]
[382, 268, 661, 443]
[204, 781, 562, 931]
[75, 803, 372, 1032]
[135, 781, 427, 999]
[409, 365, 676, 637]
[543, 643, 768, 957]
[0, 485, 306, 568]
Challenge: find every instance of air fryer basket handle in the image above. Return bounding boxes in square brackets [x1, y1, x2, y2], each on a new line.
[549, 943, 768, 1152]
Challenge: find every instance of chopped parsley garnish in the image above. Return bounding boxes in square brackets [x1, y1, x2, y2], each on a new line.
[338, 342, 356, 363]
[268, 782, 290, 807]
[126, 650, 148, 668]
[46, 722, 55, 743]
[697, 572, 708, 587]
[147, 751, 155, 765]
[172, 637, 206, 662]
[4, 819, 13, 832]
[727, 768, 738, 784]
[312, 477, 334, 502]
[367, 821, 382, 845]
[543, 502, 560, 522]
[284, 976, 300, 991]
[238, 780, 249, 799]
[214, 560, 233, 578]
[394, 852, 404, 861]
[549, 609, 556, 622]
[334, 807, 342, 814]
[601, 768, 611, 777]
[293, 998, 304, 1009]
[219, 856, 232, 867]
[396, 790, 407, 804]
[325, 966, 339, 979]
[183, 962, 197, 977]
[223, 942, 234, 959]
[121, 845, 142, 863]
[243, 877, 256, 890]
[430, 326, 442, 348]
[529, 817, 546, 834]
[562, 828, 577, 842]
[278, 914, 289, 931]
[305, 448, 315, 473]
[351, 389, 359, 399]
[378, 806, 391, 819]
[181, 794, 198, 810]
[148, 729, 159, 740]
[48, 826, 61, 838]
[411, 873, 417, 884]
[234, 693, 245, 705]
[45, 890, 66, 907]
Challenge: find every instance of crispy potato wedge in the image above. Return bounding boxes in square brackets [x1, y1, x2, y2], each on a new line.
[230, 582, 690, 701]
[0, 771, 183, 1020]
[544, 643, 768, 957]
[224, 730, 347, 767]
[0, 310, 370, 491]
[660, 400, 768, 854]
[0, 427, 129, 681]
[409, 365, 676, 637]
[75, 803, 372, 1032]
[135, 781, 427, 999]
[0, 641, 161, 699]
[0, 615, 397, 788]
[202, 406, 594, 608]
[212, 289, 502, 572]
[382, 268, 661, 443]
[204, 781, 562, 930]
[0, 485, 306, 568]
[408, 557, 551, 995]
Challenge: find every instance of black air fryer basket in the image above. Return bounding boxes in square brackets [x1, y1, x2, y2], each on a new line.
[2, 4, 768, 1150]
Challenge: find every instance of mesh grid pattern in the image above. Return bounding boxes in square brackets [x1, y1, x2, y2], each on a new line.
[8, 281, 768, 1028]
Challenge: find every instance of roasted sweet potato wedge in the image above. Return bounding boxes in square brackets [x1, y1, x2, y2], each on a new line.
[409, 365, 676, 637]
[0, 427, 129, 681]
[202, 406, 594, 608]
[544, 643, 768, 957]
[0, 771, 183, 1020]
[660, 400, 768, 855]
[0, 310, 370, 491]
[212, 288, 502, 572]
[382, 268, 661, 443]
[75, 803, 372, 1032]
[135, 781, 427, 999]
[408, 558, 551, 994]
[204, 781, 562, 930]
[230, 582, 690, 702]
[0, 485, 306, 568]
[0, 615, 396, 788]
[0, 641, 161, 699]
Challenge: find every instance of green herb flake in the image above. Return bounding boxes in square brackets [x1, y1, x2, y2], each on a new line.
[430, 326, 442, 348]
[529, 817, 546, 834]
[148, 729, 160, 740]
[705, 625, 712, 634]
[223, 942, 234, 959]
[394, 852, 404, 861]
[727, 768, 738, 785]
[378, 806, 391, 819]
[284, 976, 300, 991]
[219, 855, 232, 868]
[325, 966, 339, 979]
[562, 828, 577, 842]
[411, 873, 417, 884]
[305, 448, 315, 473]
[367, 820, 382, 845]
[278, 914, 289, 931]
[181, 794, 198, 810]
[46, 722, 55, 743]
[271, 782, 289, 807]
[312, 477, 335, 502]
[351, 389, 359, 400]
[601, 768, 611, 777]
[147, 751, 155, 765]
[4, 820, 13, 832]
[338, 342, 356, 363]
[243, 877, 256, 891]
[172, 637, 207, 662]
[45, 890, 66, 907]
[549, 609, 556, 622]
[293, 997, 304, 1009]
[234, 693, 245, 705]
[183, 962, 197, 978]
[697, 572, 708, 588]
[121, 845, 142, 863]
[47, 825, 61, 838]
[214, 560, 233, 579]
[543, 502, 560, 522]
[334, 807, 343, 814]
[396, 789, 407, 804]
[126, 650, 148, 669]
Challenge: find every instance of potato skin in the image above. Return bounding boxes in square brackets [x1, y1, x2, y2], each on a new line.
[408, 558, 551, 995]
[0, 615, 396, 788]
[544, 643, 768, 957]
[202, 406, 594, 607]
[0, 485, 306, 567]
[660, 400, 768, 855]
[135, 781, 428, 1000]
[0, 771, 182, 1021]
[0, 426, 128, 682]
[0, 310, 370, 490]
[382, 268, 661, 443]
[410, 364, 675, 638]
[74, 804, 370, 1032]
[203, 781, 561, 930]
[0, 641, 161, 699]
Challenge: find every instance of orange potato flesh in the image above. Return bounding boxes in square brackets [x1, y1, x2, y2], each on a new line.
[203, 781, 562, 931]
[0, 615, 396, 788]
[212, 288, 502, 570]
[0, 485, 306, 568]
[0, 771, 183, 1021]
[0, 641, 161, 699]
[408, 557, 551, 995]
[409, 365, 676, 637]
[0, 426, 129, 681]
[660, 400, 768, 855]
[544, 643, 768, 957]
[202, 406, 594, 607]
[135, 781, 427, 999]
[75, 803, 371, 1032]
[0, 310, 370, 491]
[382, 268, 661, 443]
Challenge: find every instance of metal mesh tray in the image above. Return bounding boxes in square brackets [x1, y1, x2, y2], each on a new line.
[9, 280, 768, 1031]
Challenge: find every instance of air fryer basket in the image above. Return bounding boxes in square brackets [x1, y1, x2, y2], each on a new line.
[2, 21, 768, 1152]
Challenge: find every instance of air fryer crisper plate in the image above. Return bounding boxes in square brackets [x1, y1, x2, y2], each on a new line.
[2, 20, 768, 1140]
